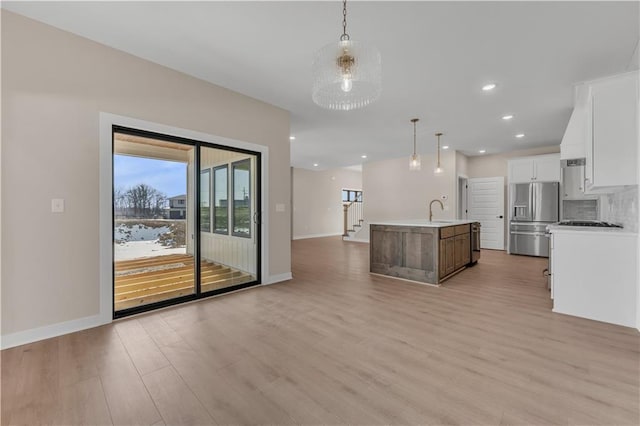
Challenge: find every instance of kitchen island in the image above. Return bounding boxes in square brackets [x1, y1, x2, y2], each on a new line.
[370, 220, 478, 285]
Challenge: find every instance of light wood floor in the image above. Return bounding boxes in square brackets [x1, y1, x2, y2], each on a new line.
[2, 237, 639, 425]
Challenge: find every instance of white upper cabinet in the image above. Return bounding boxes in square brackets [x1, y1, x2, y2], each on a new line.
[508, 158, 535, 183]
[586, 71, 638, 189]
[508, 154, 561, 184]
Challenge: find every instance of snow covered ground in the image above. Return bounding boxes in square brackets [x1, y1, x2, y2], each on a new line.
[114, 240, 186, 261]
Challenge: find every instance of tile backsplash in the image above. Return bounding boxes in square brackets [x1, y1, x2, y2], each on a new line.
[600, 185, 639, 232]
[563, 199, 599, 220]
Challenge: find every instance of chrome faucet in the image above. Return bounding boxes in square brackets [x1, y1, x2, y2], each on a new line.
[429, 199, 444, 222]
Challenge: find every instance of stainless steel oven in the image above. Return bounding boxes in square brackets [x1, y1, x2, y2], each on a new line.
[471, 222, 481, 263]
[509, 222, 550, 257]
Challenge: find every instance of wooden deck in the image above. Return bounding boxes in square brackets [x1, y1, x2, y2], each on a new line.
[115, 254, 254, 311]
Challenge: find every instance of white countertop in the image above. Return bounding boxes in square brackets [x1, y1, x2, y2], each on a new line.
[546, 223, 637, 237]
[370, 219, 476, 228]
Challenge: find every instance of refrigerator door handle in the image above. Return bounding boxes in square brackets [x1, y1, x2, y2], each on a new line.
[510, 231, 548, 237]
[530, 183, 535, 223]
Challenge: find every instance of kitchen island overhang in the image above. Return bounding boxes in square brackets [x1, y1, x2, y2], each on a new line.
[369, 220, 479, 285]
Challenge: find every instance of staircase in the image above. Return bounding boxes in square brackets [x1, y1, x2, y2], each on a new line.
[114, 254, 254, 311]
[342, 192, 365, 241]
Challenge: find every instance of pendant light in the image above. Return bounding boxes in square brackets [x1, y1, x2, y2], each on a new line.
[409, 118, 421, 171]
[434, 132, 444, 175]
[312, 0, 382, 111]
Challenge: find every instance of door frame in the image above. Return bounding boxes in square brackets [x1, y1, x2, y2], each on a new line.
[99, 113, 270, 324]
[456, 174, 468, 220]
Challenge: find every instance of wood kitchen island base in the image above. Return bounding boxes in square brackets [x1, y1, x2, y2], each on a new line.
[370, 220, 476, 285]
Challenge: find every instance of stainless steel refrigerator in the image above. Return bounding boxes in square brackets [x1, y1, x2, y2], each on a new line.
[509, 182, 559, 257]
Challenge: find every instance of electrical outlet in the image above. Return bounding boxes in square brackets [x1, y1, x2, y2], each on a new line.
[51, 198, 65, 213]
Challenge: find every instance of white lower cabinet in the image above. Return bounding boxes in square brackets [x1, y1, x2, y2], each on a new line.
[551, 230, 637, 327]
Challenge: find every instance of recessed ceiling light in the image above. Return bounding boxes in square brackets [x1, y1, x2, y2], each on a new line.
[289, 136, 296, 140]
[479, 149, 486, 154]
[313, 163, 319, 167]
[361, 155, 367, 159]
[442, 145, 449, 150]
[515, 133, 525, 138]
[502, 114, 514, 120]
[482, 83, 497, 91]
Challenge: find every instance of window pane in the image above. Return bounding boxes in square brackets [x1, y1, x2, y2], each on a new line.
[342, 190, 349, 202]
[233, 160, 251, 237]
[213, 166, 228, 234]
[200, 170, 211, 232]
[113, 132, 194, 313]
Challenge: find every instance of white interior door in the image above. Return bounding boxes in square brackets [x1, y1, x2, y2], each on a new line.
[468, 177, 505, 250]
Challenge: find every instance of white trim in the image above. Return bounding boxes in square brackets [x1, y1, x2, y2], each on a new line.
[99, 112, 270, 316]
[1, 314, 104, 350]
[267, 272, 293, 284]
[456, 173, 469, 220]
[343, 237, 370, 243]
[99, 115, 114, 326]
[292, 232, 343, 240]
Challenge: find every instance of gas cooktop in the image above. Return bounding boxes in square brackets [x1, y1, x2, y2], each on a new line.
[557, 220, 623, 228]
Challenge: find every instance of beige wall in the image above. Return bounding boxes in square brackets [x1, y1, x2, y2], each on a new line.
[456, 151, 469, 177]
[1, 12, 291, 337]
[363, 150, 457, 222]
[292, 167, 362, 239]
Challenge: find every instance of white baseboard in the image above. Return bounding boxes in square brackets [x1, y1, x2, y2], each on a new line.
[1, 314, 109, 350]
[1, 271, 294, 349]
[292, 232, 342, 240]
[266, 272, 293, 284]
[343, 237, 370, 243]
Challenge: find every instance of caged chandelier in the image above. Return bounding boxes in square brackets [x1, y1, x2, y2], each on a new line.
[312, 0, 382, 111]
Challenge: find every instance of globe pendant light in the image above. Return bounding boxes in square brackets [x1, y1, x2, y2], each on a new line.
[312, 0, 382, 111]
[409, 118, 421, 171]
[434, 132, 445, 175]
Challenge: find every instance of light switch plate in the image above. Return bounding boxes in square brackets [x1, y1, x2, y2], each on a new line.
[275, 203, 286, 212]
[51, 198, 65, 213]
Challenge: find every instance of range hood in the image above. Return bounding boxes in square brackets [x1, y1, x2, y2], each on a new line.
[560, 84, 589, 160]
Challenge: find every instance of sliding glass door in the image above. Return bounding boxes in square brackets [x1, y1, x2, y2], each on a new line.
[112, 127, 260, 318]
[199, 147, 258, 295]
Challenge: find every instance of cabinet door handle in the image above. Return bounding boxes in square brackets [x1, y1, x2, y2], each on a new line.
[497, 215, 504, 219]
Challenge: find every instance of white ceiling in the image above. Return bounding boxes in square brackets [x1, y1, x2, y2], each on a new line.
[4, 1, 639, 170]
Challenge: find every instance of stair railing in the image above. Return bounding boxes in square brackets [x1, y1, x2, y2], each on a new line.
[342, 192, 363, 237]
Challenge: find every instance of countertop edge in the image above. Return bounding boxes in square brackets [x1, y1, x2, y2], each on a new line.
[547, 227, 638, 237]
[370, 220, 476, 228]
